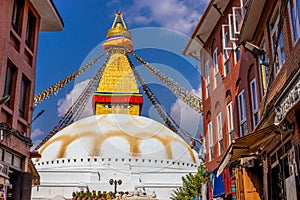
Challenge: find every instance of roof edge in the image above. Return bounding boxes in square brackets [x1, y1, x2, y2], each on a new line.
[31, 0, 64, 32]
[182, 0, 215, 56]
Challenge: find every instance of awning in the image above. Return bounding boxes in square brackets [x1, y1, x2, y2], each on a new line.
[217, 125, 276, 177]
[213, 168, 225, 198]
[28, 159, 40, 185]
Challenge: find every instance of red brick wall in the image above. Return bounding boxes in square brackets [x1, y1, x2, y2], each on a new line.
[0, 0, 40, 137]
[0, 0, 41, 171]
[200, 0, 259, 171]
[252, 0, 300, 107]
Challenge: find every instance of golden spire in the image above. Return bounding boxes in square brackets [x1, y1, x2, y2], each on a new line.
[102, 11, 134, 52]
[93, 11, 143, 116]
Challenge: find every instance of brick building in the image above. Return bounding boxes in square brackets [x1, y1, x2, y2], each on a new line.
[183, 0, 261, 198]
[239, 0, 300, 199]
[0, 0, 63, 199]
[184, 0, 300, 199]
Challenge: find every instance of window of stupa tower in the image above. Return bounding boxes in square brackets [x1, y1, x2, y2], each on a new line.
[92, 11, 143, 116]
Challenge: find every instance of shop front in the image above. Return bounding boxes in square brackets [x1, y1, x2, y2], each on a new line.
[266, 72, 300, 200]
[0, 146, 32, 200]
[216, 125, 276, 200]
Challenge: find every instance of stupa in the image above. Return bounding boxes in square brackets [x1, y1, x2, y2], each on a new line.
[31, 11, 200, 200]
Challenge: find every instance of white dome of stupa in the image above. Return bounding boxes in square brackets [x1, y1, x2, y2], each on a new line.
[32, 114, 200, 200]
[34, 114, 197, 164]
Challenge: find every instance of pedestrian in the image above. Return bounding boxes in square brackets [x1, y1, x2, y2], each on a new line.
[0, 184, 5, 200]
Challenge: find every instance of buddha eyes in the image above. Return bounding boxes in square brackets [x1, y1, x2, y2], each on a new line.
[122, 105, 131, 109]
[105, 105, 114, 108]
[104, 104, 131, 109]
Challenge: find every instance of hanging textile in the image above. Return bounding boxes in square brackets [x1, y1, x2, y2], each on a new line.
[131, 52, 203, 113]
[34, 50, 108, 107]
[223, 167, 232, 197]
[34, 55, 111, 151]
[213, 169, 225, 198]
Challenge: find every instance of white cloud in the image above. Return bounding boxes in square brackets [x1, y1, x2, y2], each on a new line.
[31, 128, 45, 139]
[125, 0, 207, 34]
[170, 83, 203, 139]
[57, 79, 93, 119]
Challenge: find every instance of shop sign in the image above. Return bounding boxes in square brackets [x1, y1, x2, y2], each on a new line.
[275, 76, 300, 125]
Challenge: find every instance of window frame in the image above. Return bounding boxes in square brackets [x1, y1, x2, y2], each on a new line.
[19, 77, 30, 119]
[222, 25, 231, 76]
[4, 61, 17, 108]
[250, 78, 259, 127]
[25, 9, 37, 50]
[288, 0, 300, 44]
[233, 42, 241, 65]
[205, 60, 211, 98]
[217, 112, 223, 155]
[11, 0, 24, 34]
[238, 89, 247, 136]
[270, 14, 285, 74]
[217, 112, 223, 141]
[213, 48, 219, 88]
[228, 14, 238, 41]
[259, 41, 269, 97]
[232, 6, 244, 34]
[227, 101, 234, 145]
[208, 121, 213, 161]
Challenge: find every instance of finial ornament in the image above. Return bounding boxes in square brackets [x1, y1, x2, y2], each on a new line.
[103, 11, 133, 52]
[111, 10, 127, 29]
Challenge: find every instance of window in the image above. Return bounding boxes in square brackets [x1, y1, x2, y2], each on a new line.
[228, 14, 238, 41]
[19, 77, 30, 118]
[238, 90, 248, 136]
[208, 121, 214, 161]
[222, 25, 231, 75]
[223, 48, 230, 75]
[4, 61, 17, 108]
[232, 6, 244, 34]
[217, 112, 224, 155]
[227, 102, 234, 145]
[250, 79, 259, 127]
[213, 48, 219, 88]
[288, 0, 300, 43]
[259, 42, 269, 96]
[11, 0, 24, 34]
[271, 14, 285, 74]
[205, 60, 211, 98]
[4, 151, 13, 165]
[13, 155, 22, 169]
[26, 10, 37, 50]
[233, 42, 241, 64]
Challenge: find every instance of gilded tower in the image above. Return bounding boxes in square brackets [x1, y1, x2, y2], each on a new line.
[92, 11, 143, 115]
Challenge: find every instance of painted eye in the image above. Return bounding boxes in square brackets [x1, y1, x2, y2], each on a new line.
[105, 104, 114, 108]
[121, 105, 131, 109]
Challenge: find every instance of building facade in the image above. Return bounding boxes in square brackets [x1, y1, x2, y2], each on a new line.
[184, 0, 261, 199]
[185, 0, 300, 199]
[0, 0, 63, 199]
[239, 0, 300, 199]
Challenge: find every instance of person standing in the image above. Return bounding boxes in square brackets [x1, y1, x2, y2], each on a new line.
[0, 184, 5, 200]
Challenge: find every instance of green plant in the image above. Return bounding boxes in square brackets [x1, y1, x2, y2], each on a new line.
[171, 164, 205, 200]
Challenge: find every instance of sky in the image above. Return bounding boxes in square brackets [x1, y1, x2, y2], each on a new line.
[31, 0, 209, 150]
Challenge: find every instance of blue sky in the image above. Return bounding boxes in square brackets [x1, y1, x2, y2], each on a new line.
[31, 0, 208, 149]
